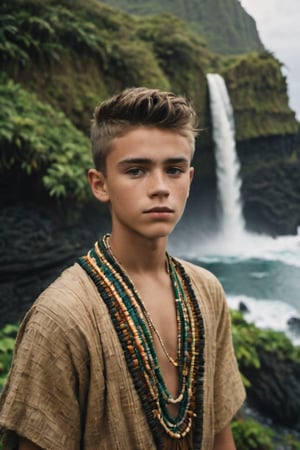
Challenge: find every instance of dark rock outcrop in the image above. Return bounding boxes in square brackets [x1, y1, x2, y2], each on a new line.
[0, 203, 110, 328]
[190, 132, 300, 237]
[238, 134, 300, 235]
[239, 302, 250, 314]
[242, 349, 300, 431]
[288, 317, 300, 334]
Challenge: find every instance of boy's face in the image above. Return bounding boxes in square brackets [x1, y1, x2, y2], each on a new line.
[89, 126, 194, 242]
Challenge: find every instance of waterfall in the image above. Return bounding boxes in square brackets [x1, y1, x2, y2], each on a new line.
[207, 73, 246, 237]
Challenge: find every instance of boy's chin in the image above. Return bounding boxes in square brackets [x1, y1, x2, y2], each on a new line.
[142, 225, 177, 240]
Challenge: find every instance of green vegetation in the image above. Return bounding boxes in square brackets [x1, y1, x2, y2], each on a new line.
[231, 309, 300, 386]
[222, 52, 299, 139]
[99, 0, 265, 55]
[0, 75, 92, 200]
[0, 2, 299, 449]
[0, 324, 16, 450]
[0, 0, 297, 157]
[0, 0, 213, 133]
[0, 0, 116, 65]
[0, 324, 18, 390]
[232, 417, 300, 449]
[231, 310, 300, 362]
[232, 418, 274, 450]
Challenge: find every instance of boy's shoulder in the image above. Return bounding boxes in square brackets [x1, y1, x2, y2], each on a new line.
[174, 257, 226, 308]
[174, 257, 221, 286]
[25, 262, 99, 329]
[37, 262, 95, 303]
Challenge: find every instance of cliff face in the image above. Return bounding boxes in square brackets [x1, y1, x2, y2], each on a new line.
[223, 53, 298, 140]
[0, 0, 211, 132]
[99, 0, 265, 55]
[0, 0, 299, 239]
[223, 54, 300, 235]
[238, 135, 300, 236]
[1, 6, 300, 445]
[217, 53, 299, 235]
[94, 0, 300, 236]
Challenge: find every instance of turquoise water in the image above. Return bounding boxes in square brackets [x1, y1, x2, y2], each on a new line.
[199, 258, 300, 306]
[195, 72, 300, 344]
[169, 228, 300, 345]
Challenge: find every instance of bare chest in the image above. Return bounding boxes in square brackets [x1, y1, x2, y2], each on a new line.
[134, 279, 179, 406]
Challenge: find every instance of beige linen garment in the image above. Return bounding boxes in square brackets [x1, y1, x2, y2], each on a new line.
[0, 259, 245, 450]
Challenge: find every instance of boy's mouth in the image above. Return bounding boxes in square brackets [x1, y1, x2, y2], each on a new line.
[144, 206, 173, 213]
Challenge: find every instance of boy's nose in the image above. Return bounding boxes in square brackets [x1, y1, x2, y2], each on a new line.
[148, 171, 170, 197]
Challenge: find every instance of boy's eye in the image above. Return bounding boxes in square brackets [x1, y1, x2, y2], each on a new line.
[126, 167, 144, 176]
[167, 167, 183, 175]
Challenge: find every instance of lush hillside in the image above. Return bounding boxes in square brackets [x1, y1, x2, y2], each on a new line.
[0, 0, 213, 133]
[98, 0, 265, 55]
[0, 0, 299, 236]
[0, 0, 213, 202]
[0, 0, 296, 144]
[220, 52, 299, 140]
[0, 3, 300, 447]
[0, 75, 92, 201]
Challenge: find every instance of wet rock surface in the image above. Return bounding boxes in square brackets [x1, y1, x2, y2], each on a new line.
[288, 317, 300, 334]
[242, 349, 300, 432]
[238, 134, 300, 236]
[0, 203, 110, 327]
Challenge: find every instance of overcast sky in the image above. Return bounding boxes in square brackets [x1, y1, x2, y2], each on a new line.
[239, 0, 300, 120]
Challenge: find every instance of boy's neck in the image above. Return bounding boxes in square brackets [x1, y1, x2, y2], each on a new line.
[108, 232, 169, 275]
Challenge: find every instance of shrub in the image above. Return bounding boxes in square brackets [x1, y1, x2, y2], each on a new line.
[0, 75, 92, 200]
[0, 324, 18, 391]
[232, 418, 274, 450]
[231, 310, 300, 387]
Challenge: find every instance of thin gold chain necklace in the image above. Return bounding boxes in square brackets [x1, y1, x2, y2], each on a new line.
[142, 308, 179, 368]
[104, 236, 180, 368]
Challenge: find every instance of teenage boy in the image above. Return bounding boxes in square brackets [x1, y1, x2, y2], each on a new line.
[0, 87, 245, 450]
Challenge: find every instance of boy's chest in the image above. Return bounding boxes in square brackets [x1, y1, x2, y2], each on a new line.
[135, 279, 178, 355]
[134, 279, 180, 402]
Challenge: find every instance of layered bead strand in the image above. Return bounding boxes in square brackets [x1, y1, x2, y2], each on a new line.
[78, 235, 205, 449]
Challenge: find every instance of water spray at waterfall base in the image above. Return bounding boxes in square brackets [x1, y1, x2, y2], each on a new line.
[171, 74, 300, 263]
[169, 74, 300, 345]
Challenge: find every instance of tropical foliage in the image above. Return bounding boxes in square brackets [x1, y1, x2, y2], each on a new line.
[0, 75, 92, 200]
[232, 417, 300, 450]
[0, 0, 215, 140]
[0, 2, 299, 450]
[0, 324, 18, 390]
[231, 309, 300, 386]
[222, 52, 299, 139]
[231, 418, 274, 450]
[0, 0, 297, 152]
[0, 1, 112, 66]
[98, 0, 265, 55]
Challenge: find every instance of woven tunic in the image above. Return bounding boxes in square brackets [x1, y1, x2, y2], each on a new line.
[0, 259, 245, 449]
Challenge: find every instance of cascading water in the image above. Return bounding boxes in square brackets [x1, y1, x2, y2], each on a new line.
[171, 74, 300, 348]
[173, 72, 300, 266]
[207, 73, 246, 237]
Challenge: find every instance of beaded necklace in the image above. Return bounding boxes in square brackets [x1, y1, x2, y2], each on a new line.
[78, 235, 205, 449]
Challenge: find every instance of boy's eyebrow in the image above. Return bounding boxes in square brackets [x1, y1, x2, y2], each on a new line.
[117, 157, 190, 165]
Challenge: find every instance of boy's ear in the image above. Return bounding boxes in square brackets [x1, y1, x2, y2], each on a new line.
[189, 166, 194, 185]
[186, 166, 194, 198]
[88, 169, 110, 203]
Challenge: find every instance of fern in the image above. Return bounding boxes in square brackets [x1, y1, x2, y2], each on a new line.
[0, 75, 92, 200]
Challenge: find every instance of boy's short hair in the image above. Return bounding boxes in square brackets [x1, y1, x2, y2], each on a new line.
[91, 87, 199, 172]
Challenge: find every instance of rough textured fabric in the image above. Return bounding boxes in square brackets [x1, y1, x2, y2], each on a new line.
[0, 259, 245, 450]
